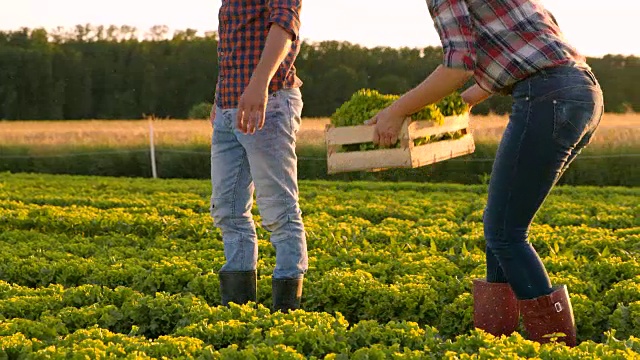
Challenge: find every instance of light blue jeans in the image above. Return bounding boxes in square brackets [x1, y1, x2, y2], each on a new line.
[210, 87, 308, 280]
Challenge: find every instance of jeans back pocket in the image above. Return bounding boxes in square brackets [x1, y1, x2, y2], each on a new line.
[552, 97, 598, 149]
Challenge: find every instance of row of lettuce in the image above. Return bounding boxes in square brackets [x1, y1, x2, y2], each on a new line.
[0, 173, 638, 358]
[2, 300, 640, 359]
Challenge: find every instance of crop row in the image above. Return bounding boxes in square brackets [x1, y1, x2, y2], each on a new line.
[0, 173, 638, 358]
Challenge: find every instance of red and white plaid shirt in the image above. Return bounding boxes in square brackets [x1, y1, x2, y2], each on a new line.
[427, 0, 589, 94]
[215, 0, 302, 109]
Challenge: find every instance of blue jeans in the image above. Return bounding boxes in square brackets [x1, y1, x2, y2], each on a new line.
[210, 87, 308, 280]
[484, 66, 603, 300]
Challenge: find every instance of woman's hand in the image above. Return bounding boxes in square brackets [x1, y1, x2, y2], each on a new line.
[364, 107, 407, 148]
[364, 65, 474, 148]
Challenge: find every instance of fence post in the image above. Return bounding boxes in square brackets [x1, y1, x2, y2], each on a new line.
[148, 116, 158, 179]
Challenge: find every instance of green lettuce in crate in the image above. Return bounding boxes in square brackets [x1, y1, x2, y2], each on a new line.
[436, 93, 470, 117]
[330, 89, 470, 127]
[329, 89, 398, 127]
[329, 89, 468, 151]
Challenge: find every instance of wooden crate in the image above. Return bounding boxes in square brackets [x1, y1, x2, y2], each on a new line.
[325, 114, 475, 174]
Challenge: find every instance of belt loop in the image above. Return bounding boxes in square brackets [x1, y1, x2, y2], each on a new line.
[585, 69, 598, 86]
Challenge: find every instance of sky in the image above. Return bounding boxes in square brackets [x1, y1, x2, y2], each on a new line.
[1, 0, 638, 57]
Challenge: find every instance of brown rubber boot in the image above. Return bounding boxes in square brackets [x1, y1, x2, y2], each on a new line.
[519, 285, 577, 347]
[473, 279, 520, 337]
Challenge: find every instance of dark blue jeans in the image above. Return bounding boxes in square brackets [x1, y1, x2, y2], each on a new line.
[484, 65, 604, 300]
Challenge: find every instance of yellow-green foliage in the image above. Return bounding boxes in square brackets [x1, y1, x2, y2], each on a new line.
[330, 89, 470, 127]
[329, 89, 401, 127]
[0, 173, 638, 358]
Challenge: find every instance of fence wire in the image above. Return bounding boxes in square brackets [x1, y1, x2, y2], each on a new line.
[1, 149, 639, 162]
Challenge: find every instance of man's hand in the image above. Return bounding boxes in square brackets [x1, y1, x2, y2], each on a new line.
[236, 81, 269, 134]
[236, 23, 293, 135]
[364, 107, 407, 148]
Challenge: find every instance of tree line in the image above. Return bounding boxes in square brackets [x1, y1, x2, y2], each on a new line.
[0, 25, 638, 120]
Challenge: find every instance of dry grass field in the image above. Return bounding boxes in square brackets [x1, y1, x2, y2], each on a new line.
[0, 113, 637, 150]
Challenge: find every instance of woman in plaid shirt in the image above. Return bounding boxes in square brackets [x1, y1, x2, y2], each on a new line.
[367, 0, 603, 347]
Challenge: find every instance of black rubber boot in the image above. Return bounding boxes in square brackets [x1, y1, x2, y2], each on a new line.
[272, 277, 303, 313]
[218, 270, 257, 306]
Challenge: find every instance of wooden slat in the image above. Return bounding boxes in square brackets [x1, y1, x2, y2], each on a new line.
[326, 124, 374, 145]
[327, 147, 411, 174]
[325, 114, 469, 146]
[410, 134, 475, 167]
[324, 113, 475, 174]
[325, 119, 411, 146]
[408, 114, 470, 140]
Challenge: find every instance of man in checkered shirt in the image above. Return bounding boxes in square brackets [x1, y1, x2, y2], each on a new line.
[209, 0, 307, 314]
[366, 0, 603, 348]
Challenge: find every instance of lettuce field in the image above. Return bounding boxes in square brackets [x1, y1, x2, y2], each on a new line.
[0, 172, 638, 359]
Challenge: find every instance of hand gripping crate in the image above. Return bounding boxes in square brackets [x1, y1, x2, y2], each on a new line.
[325, 113, 475, 174]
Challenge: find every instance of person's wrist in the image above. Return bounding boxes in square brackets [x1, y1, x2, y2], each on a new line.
[460, 91, 473, 107]
[248, 73, 270, 91]
[386, 102, 408, 120]
[463, 97, 474, 112]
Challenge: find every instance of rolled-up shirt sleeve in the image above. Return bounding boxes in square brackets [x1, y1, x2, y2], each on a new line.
[428, 0, 477, 71]
[268, 0, 302, 40]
